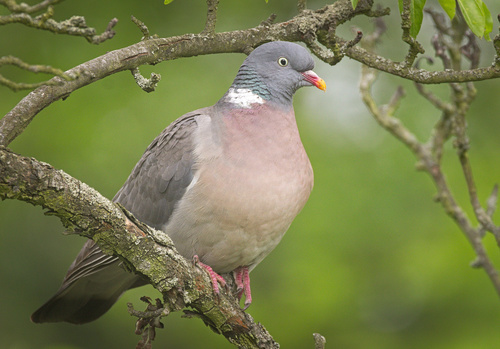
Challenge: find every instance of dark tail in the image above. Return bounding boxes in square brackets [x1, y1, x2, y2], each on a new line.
[31, 240, 146, 324]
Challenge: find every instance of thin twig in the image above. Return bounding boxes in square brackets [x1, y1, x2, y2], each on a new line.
[425, 8, 449, 34]
[0, 5, 117, 44]
[0, 55, 75, 91]
[131, 67, 161, 93]
[462, 30, 480, 69]
[381, 85, 405, 116]
[400, 0, 425, 67]
[310, 30, 363, 66]
[487, 185, 499, 218]
[458, 151, 500, 243]
[438, 10, 500, 245]
[0, 0, 64, 14]
[131, 15, 154, 40]
[494, 15, 500, 60]
[313, 333, 326, 349]
[297, 0, 307, 12]
[414, 57, 454, 112]
[431, 33, 452, 69]
[202, 0, 219, 36]
[259, 13, 277, 27]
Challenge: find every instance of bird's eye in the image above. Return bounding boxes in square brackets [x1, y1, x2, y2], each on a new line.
[278, 57, 288, 67]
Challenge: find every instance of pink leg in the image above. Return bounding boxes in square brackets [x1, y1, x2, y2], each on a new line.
[233, 266, 252, 310]
[234, 268, 244, 299]
[193, 255, 226, 295]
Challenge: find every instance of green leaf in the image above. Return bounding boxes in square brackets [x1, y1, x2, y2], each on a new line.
[411, 0, 426, 37]
[457, 0, 485, 38]
[398, 0, 427, 38]
[164, 0, 174, 4]
[351, 0, 359, 9]
[482, 1, 493, 41]
[438, 0, 456, 19]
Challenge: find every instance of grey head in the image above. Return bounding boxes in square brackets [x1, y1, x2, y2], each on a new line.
[223, 41, 326, 108]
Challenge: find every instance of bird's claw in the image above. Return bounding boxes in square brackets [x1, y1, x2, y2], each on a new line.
[193, 255, 226, 295]
[233, 266, 252, 310]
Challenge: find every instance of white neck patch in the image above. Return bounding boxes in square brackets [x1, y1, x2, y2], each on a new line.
[225, 88, 265, 108]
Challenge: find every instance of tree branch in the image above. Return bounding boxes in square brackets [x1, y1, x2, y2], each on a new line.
[0, 147, 279, 349]
[297, 0, 307, 13]
[0, 7, 117, 44]
[359, 12, 500, 300]
[400, 0, 425, 67]
[313, 333, 326, 349]
[0, 0, 375, 147]
[414, 58, 454, 113]
[0, 0, 117, 91]
[0, 55, 76, 91]
[0, 0, 64, 14]
[202, 0, 219, 36]
[131, 67, 161, 93]
[2, 0, 499, 146]
[131, 15, 156, 40]
[341, 41, 500, 83]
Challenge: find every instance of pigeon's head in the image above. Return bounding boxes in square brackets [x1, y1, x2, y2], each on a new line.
[230, 41, 326, 107]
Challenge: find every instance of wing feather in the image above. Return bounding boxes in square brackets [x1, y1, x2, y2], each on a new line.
[114, 109, 205, 229]
[32, 108, 211, 323]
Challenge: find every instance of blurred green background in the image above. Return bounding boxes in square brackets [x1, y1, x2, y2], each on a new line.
[2, 0, 500, 348]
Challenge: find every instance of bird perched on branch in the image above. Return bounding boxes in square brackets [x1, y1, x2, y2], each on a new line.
[32, 41, 326, 324]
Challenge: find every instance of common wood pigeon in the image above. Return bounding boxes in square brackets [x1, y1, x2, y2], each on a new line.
[31, 41, 326, 324]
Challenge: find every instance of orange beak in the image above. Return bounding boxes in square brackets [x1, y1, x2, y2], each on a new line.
[301, 70, 326, 91]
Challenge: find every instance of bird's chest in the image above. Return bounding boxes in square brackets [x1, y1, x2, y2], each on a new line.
[204, 141, 310, 224]
[196, 109, 313, 232]
[164, 107, 313, 272]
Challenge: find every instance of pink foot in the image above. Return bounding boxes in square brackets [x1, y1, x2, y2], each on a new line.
[233, 266, 252, 310]
[193, 255, 226, 295]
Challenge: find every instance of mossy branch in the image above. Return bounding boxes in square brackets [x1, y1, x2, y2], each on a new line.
[131, 67, 161, 93]
[0, 147, 279, 349]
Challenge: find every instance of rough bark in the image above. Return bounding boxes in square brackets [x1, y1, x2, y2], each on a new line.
[0, 147, 278, 348]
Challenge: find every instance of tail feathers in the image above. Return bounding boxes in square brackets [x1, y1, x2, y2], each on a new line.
[31, 266, 142, 324]
[31, 240, 146, 324]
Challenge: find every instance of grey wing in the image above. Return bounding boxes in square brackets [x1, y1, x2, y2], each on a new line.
[113, 109, 203, 229]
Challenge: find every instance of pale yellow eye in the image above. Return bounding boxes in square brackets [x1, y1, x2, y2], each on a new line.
[278, 57, 288, 67]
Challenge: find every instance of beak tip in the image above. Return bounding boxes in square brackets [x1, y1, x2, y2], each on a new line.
[317, 79, 327, 91]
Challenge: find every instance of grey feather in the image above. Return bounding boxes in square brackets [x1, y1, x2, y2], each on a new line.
[114, 110, 201, 228]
